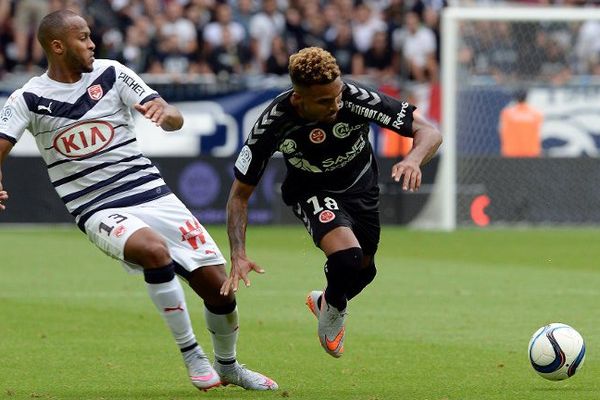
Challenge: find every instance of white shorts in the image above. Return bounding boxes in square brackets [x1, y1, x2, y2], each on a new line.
[84, 194, 226, 274]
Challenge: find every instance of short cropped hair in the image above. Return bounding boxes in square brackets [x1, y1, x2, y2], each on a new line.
[289, 47, 341, 87]
[37, 9, 80, 51]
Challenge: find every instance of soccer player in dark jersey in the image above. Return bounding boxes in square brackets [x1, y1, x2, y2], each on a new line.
[221, 47, 442, 357]
[0, 10, 276, 391]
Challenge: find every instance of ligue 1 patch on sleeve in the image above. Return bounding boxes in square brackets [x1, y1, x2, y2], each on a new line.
[235, 145, 252, 175]
[0, 106, 13, 128]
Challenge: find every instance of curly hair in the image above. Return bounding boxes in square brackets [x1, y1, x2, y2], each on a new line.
[289, 47, 341, 87]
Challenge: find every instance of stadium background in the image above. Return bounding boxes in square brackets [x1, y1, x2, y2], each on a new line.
[1, 0, 600, 227]
[2, 2, 600, 399]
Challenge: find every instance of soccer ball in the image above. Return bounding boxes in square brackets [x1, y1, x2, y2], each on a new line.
[528, 323, 586, 381]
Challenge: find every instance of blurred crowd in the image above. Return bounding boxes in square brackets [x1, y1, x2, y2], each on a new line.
[0, 0, 447, 85]
[1, 0, 600, 87]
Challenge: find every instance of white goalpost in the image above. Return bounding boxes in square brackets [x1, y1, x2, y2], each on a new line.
[411, 6, 600, 230]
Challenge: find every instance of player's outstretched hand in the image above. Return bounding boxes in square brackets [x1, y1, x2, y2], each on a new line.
[0, 182, 8, 211]
[391, 159, 422, 191]
[134, 101, 168, 127]
[220, 255, 265, 296]
[134, 98, 183, 131]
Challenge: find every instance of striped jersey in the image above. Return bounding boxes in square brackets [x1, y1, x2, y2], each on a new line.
[0, 59, 171, 231]
[233, 79, 416, 204]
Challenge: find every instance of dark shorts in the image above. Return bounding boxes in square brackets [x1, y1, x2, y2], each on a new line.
[291, 184, 381, 255]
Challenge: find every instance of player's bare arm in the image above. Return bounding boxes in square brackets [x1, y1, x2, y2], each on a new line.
[221, 178, 265, 296]
[391, 113, 442, 191]
[134, 97, 183, 131]
[0, 139, 14, 211]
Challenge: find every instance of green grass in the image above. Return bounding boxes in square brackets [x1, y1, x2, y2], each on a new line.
[1, 226, 599, 400]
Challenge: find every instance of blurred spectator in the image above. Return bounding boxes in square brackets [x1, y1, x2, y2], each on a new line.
[326, 22, 363, 75]
[249, 0, 285, 72]
[487, 22, 518, 82]
[230, 0, 255, 44]
[362, 30, 398, 80]
[393, 11, 438, 82]
[120, 16, 155, 73]
[0, 0, 11, 74]
[300, 2, 328, 49]
[207, 26, 252, 75]
[204, 3, 246, 49]
[13, 0, 50, 70]
[148, 33, 191, 76]
[538, 36, 572, 84]
[574, 19, 600, 74]
[283, 7, 306, 54]
[383, 0, 408, 31]
[352, 2, 387, 53]
[160, 1, 198, 57]
[422, 6, 441, 63]
[264, 36, 289, 75]
[498, 89, 543, 158]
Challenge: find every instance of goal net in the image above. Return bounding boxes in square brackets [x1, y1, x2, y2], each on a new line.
[413, 6, 600, 230]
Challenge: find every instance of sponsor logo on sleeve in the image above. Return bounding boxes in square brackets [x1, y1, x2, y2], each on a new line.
[53, 120, 115, 158]
[392, 102, 410, 129]
[117, 71, 147, 97]
[235, 145, 252, 174]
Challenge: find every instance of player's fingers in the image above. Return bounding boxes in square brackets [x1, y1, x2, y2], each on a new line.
[250, 262, 265, 274]
[220, 278, 232, 296]
[154, 112, 166, 127]
[241, 272, 252, 288]
[144, 104, 159, 119]
[392, 165, 404, 182]
[414, 172, 422, 190]
[402, 170, 414, 190]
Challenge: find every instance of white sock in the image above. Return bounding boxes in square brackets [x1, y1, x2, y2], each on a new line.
[146, 276, 198, 351]
[204, 306, 239, 362]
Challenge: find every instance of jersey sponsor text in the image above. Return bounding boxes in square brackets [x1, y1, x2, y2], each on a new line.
[344, 100, 392, 125]
[117, 71, 146, 96]
[53, 120, 115, 158]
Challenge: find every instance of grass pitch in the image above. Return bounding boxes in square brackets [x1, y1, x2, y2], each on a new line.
[0, 226, 599, 400]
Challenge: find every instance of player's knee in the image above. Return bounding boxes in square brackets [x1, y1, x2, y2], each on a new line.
[326, 247, 364, 280]
[362, 261, 377, 286]
[139, 238, 171, 268]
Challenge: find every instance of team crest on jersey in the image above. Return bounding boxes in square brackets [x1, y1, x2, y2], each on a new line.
[318, 210, 335, 223]
[53, 120, 115, 158]
[87, 84, 104, 101]
[309, 128, 326, 144]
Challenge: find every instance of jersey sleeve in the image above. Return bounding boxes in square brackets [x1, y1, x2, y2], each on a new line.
[343, 80, 416, 137]
[114, 62, 160, 107]
[233, 99, 286, 186]
[0, 90, 31, 144]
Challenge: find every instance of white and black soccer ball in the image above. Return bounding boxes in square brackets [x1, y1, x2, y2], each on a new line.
[528, 323, 586, 381]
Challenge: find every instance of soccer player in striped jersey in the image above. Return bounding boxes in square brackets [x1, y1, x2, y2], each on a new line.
[222, 47, 442, 358]
[0, 10, 276, 392]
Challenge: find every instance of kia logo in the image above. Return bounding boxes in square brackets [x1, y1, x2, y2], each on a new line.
[53, 121, 115, 158]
